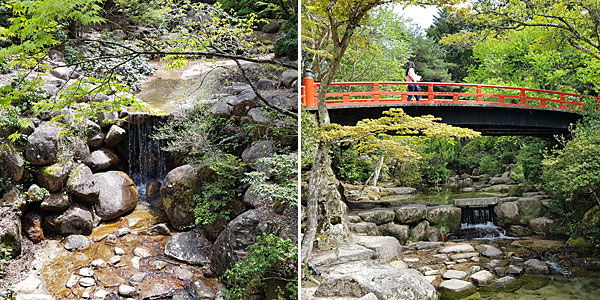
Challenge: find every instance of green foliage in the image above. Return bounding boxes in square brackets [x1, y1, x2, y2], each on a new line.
[300, 110, 319, 168]
[243, 153, 298, 206]
[517, 138, 550, 183]
[478, 154, 500, 176]
[218, 0, 286, 19]
[222, 233, 297, 300]
[389, 160, 422, 187]
[331, 145, 373, 185]
[420, 158, 450, 187]
[409, 34, 454, 83]
[274, 15, 298, 59]
[111, 0, 166, 25]
[437, 224, 450, 234]
[193, 154, 246, 225]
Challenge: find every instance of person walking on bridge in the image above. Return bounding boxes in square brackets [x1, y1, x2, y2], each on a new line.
[405, 61, 421, 101]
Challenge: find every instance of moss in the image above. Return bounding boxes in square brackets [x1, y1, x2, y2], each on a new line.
[567, 236, 594, 252]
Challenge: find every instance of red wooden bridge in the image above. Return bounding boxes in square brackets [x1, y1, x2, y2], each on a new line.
[301, 77, 598, 136]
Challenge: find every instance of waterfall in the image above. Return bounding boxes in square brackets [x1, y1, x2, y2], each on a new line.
[461, 206, 495, 225]
[449, 206, 512, 241]
[128, 113, 169, 200]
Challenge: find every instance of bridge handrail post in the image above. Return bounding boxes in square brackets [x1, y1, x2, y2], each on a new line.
[520, 89, 526, 105]
[303, 70, 317, 107]
[373, 83, 380, 103]
[559, 93, 565, 109]
[476, 85, 482, 102]
[428, 83, 434, 101]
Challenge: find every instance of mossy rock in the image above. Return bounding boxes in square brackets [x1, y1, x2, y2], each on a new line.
[566, 236, 594, 253]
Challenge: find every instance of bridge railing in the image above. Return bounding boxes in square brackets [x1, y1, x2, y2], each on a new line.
[302, 77, 600, 112]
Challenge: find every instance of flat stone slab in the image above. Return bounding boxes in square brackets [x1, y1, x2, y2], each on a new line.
[469, 270, 494, 286]
[353, 235, 402, 262]
[438, 279, 474, 293]
[454, 197, 498, 207]
[310, 245, 375, 268]
[442, 270, 467, 280]
[439, 244, 475, 254]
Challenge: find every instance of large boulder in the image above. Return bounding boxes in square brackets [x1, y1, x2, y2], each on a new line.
[278, 70, 298, 88]
[517, 197, 543, 224]
[359, 210, 395, 225]
[529, 217, 554, 235]
[378, 223, 409, 244]
[523, 259, 549, 274]
[211, 208, 296, 276]
[314, 260, 437, 300]
[43, 204, 94, 236]
[409, 220, 429, 242]
[0, 143, 24, 182]
[25, 123, 62, 165]
[66, 164, 99, 204]
[395, 204, 427, 224]
[165, 227, 212, 265]
[84, 149, 118, 171]
[494, 201, 519, 227]
[39, 193, 71, 212]
[160, 164, 200, 231]
[94, 171, 138, 220]
[104, 125, 126, 147]
[426, 205, 461, 232]
[228, 91, 258, 116]
[241, 140, 275, 169]
[353, 235, 402, 261]
[0, 207, 22, 257]
[37, 161, 72, 192]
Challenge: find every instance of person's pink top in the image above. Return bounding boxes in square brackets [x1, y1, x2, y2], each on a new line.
[406, 67, 417, 82]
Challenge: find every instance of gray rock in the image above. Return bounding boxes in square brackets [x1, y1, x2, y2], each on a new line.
[409, 220, 429, 242]
[256, 78, 277, 90]
[439, 244, 475, 254]
[228, 91, 258, 116]
[67, 164, 99, 204]
[246, 107, 270, 124]
[517, 197, 543, 223]
[425, 226, 443, 242]
[438, 279, 475, 293]
[529, 217, 554, 235]
[26, 123, 62, 165]
[390, 260, 409, 269]
[353, 235, 402, 262]
[133, 247, 151, 258]
[141, 223, 171, 236]
[477, 244, 503, 258]
[79, 277, 96, 287]
[489, 176, 514, 185]
[160, 164, 200, 231]
[443, 270, 467, 280]
[507, 265, 523, 275]
[165, 228, 212, 265]
[104, 125, 126, 147]
[359, 293, 378, 300]
[38, 161, 72, 192]
[348, 215, 362, 223]
[507, 225, 533, 237]
[97, 111, 119, 128]
[90, 259, 106, 268]
[241, 140, 275, 168]
[211, 208, 296, 276]
[226, 82, 252, 94]
[450, 252, 479, 260]
[87, 132, 104, 148]
[359, 210, 395, 225]
[524, 259, 549, 274]
[279, 70, 297, 88]
[426, 205, 461, 232]
[378, 223, 409, 244]
[79, 267, 94, 277]
[491, 276, 516, 287]
[140, 283, 170, 300]
[469, 270, 494, 285]
[395, 204, 427, 224]
[174, 266, 194, 280]
[266, 94, 295, 111]
[208, 101, 231, 118]
[40, 193, 71, 212]
[494, 201, 520, 227]
[262, 20, 281, 33]
[49, 67, 78, 80]
[349, 222, 379, 236]
[0, 144, 24, 182]
[314, 260, 436, 300]
[85, 149, 118, 172]
[0, 207, 21, 257]
[386, 187, 417, 195]
[484, 184, 515, 193]
[118, 285, 136, 297]
[243, 185, 272, 209]
[94, 171, 138, 220]
[44, 204, 93, 236]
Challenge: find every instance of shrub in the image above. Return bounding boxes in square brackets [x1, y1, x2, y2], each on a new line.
[274, 16, 297, 59]
[518, 137, 549, 183]
[478, 154, 500, 176]
[420, 159, 450, 187]
[331, 145, 373, 184]
[390, 160, 422, 187]
[222, 233, 297, 300]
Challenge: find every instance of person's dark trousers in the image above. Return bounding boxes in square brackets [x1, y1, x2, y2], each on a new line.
[407, 84, 420, 101]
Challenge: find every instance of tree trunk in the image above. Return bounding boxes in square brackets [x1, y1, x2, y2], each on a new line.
[301, 140, 331, 264]
[372, 154, 384, 187]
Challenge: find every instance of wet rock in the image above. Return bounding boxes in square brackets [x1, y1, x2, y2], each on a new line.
[438, 279, 474, 293]
[476, 244, 503, 258]
[149, 260, 167, 270]
[146, 181, 161, 198]
[256, 78, 277, 90]
[241, 139, 275, 168]
[109, 256, 121, 265]
[395, 204, 427, 224]
[524, 259, 549, 274]
[160, 164, 200, 231]
[141, 223, 171, 236]
[0, 144, 24, 182]
[85, 149, 118, 172]
[469, 270, 494, 285]
[40, 193, 71, 212]
[64, 235, 89, 251]
[114, 247, 125, 255]
[133, 247, 151, 258]
[426, 205, 461, 232]
[228, 90, 258, 116]
[38, 161, 72, 192]
[507, 225, 533, 237]
[386, 187, 417, 195]
[211, 208, 295, 276]
[359, 210, 395, 225]
[22, 211, 44, 243]
[165, 228, 212, 265]
[104, 125, 126, 147]
[139, 283, 170, 300]
[314, 260, 436, 299]
[79, 277, 96, 287]
[349, 222, 379, 236]
[116, 227, 130, 237]
[188, 281, 216, 299]
[25, 123, 62, 165]
[94, 171, 138, 220]
[439, 244, 475, 254]
[353, 235, 402, 262]
[118, 285, 136, 297]
[494, 201, 520, 227]
[44, 204, 94, 236]
[67, 164, 99, 204]
[131, 257, 140, 269]
[443, 270, 467, 280]
[409, 220, 429, 242]
[66, 275, 80, 288]
[378, 223, 409, 244]
[529, 217, 554, 235]
[491, 276, 516, 287]
[79, 267, 94, 277]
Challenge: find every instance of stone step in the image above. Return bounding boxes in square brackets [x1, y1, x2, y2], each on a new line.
[454, 197, 498, 207]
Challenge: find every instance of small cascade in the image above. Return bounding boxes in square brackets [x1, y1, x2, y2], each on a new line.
[128, 113, 170, 201]
[450, 206, 512, 241]
[461, 206, 495, 225]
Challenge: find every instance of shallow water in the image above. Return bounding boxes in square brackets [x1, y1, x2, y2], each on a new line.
[382, 191, 500, 205]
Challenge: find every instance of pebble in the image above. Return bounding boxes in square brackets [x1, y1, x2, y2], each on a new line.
[134, 247, 151, 258]
[471, 257, 480, 263]
[114, 247, 125, 255]
[175, 266, 194, 281]
[64, 235, 90, 252]
[469, 266, 482, 274]
[129, 273, 146, 285]
[445, 261, 456, 266]
[432, 254, 448, 259]
[150, 260, 168, 270]
[92, 290, 108, 300]
[403, 257, 419, 263]
[90, 259, 106, 268]
[79, 277, 96, 287]
[118, 285, 137, 297]
[116, 227, 131, 237]
[424, 270, 439, 276]
[142, 223, 171, 236]
[79, 267, 94, 277]
[66, 275, 80, 289]
[110, 256, 121, 265]
[131, 257, 140, 269]
[456, 259, 468, 263]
